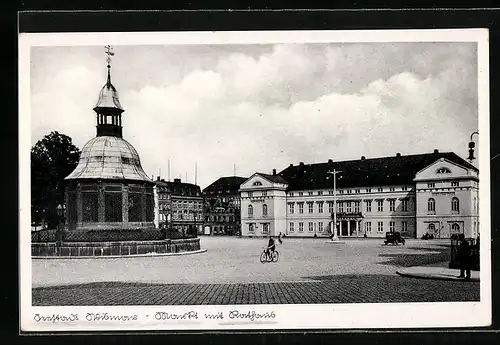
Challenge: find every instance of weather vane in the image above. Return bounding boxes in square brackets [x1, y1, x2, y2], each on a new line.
[105, 45, 114, 68]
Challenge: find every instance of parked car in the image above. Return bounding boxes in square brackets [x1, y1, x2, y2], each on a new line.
[384, 231, 405, 245]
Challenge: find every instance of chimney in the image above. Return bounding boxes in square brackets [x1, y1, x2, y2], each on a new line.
[328, 159, 333, 164]
[396, 153, 401, 157]
[361, 156, 366, 160]
[156, 176, 160, 181]
[289, 164, 294, 167]
[433, 149, 439, 154]
[299, 162, 304, 166]
[272, 169, 276, 175]
[174, 178, 181, 183]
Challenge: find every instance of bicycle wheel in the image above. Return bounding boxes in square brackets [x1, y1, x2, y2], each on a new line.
[260, 252, 267, 263]
[272, 251, 279, 263]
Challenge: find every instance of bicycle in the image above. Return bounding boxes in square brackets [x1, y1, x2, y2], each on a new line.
[260, 247, 279, 263]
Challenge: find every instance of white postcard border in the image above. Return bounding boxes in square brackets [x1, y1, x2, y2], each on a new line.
[19, 28, 492, 332]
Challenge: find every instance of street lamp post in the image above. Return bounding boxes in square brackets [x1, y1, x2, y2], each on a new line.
[327, 169, 342, 242]
[193, 209, 198, 237]
[56, 204, 66, 249]
[166, 213, 172, 239]
[468, 131, 479, 162]
[468, 130, 500, 162]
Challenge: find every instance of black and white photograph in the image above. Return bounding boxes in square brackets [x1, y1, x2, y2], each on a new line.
[19, 29, 491, 331]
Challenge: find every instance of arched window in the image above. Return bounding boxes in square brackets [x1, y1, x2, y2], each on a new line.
[437, 167, 451, 174]
[428, 223, 435, 233]
[428, 198, 436, 213]
[451, 197, 460, 213]
[248, 205, 253, 216]
[451, 223, 460, 234]
[253, 181, 262, 186]
[263, 204, 268, 216]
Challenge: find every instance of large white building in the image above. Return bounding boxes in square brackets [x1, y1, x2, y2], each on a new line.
[240, 150, 479, 239]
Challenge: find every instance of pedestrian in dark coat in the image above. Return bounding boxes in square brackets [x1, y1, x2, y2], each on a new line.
[457, 234, 471, 280]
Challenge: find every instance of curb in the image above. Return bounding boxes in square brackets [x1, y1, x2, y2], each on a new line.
[396, 270, 479, 282]
[32, 248, 207, 260]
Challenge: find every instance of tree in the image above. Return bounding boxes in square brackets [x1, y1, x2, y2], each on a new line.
[31, 131, 81, 229]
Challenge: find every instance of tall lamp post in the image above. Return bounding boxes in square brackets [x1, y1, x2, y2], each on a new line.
[327, 169, 342, 242]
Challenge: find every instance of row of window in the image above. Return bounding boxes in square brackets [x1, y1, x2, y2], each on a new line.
[426, 181, 460, 188]
[248, 204, 268, 216]
[205, 208, 238, 214]
[171, 200, 203, 208]
[427, 197, 460, 214]
[158, 205, 202, 212]
[205, 215, 237, 223]
[289, 221, 326, 232]
[244, 187, 414, 198]
[246, 191, 268, 197]
[364, 221, 408, 233]
[171, 212, 200, 220]
[248, 223, 270, 233]
[247, 221, 472, 236]
[244, 181, 462, 198]
[287, 186, 410, 197]
[285, 199, 410, 215]
[284, 220, 410, 233]
[426, 222, 463, 234]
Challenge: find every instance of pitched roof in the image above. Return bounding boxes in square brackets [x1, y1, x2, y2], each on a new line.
[257, 172, 288, 184]
[155, 179, 201, 196]
[202, 176, 248, 195]
[277, 151, 477, 191]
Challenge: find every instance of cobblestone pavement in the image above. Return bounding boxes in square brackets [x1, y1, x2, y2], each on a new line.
[32, 274, 479, 306]
[31, 237, 480, 305]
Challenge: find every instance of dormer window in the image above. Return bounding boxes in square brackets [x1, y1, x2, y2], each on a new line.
[253, 181, 262, 186]
[437, 167, 451, 174]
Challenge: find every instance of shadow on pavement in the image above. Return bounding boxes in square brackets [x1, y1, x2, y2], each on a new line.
[377, 244, 450, 268]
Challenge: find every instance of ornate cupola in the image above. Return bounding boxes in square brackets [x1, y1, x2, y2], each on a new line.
[93, 45, 125, 138]
[64, 45, 154, 232]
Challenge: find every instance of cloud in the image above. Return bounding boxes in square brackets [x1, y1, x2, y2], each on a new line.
[30, 43, 478, 188]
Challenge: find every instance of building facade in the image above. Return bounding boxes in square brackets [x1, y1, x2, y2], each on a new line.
[240, 150, 479, 239]
[154, 177, 203, 236]
[414, 157, 479, 239]
[202, 176, 247, 236]
[239, 170, 288, 237]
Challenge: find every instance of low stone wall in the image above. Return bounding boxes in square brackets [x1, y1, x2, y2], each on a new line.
[32, 238, 201, 257]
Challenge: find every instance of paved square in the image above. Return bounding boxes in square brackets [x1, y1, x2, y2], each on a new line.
[32, 237, 480, 305]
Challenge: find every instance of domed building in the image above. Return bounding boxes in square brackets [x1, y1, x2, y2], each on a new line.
[64, 54, 155, 231]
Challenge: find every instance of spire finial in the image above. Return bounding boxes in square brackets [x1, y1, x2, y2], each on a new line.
[104, 45, 114, 85]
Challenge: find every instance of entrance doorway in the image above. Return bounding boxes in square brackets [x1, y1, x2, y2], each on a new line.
[350, 220, 357, 236]
[340, 220, 360, 236]
[341, 220, 348, 236]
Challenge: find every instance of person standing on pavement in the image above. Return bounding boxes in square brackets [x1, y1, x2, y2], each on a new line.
[457, 233, 472, 280]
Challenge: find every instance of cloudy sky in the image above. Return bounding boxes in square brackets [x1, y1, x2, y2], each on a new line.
[30, 41, 479, 189]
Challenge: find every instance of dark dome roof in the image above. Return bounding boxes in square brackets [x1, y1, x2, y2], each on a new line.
[65, 136, 152, 182]
[94, 81, 124, 111]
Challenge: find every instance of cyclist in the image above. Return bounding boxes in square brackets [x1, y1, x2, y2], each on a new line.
[266, 235, 276, 260]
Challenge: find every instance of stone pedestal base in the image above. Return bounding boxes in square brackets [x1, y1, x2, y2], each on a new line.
[32, 238, 201, 257]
